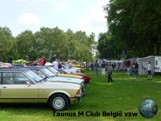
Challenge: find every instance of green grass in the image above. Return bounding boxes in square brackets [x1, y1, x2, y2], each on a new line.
[0, 69, 161, 121]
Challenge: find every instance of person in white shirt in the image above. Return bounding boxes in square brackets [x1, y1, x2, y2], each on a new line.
[101, 61, 106, 76]
[52, 59, 59, 69]
[147, 61, 152, 80]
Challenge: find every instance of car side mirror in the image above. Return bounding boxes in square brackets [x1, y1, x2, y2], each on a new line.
[26, 81, 31, 86]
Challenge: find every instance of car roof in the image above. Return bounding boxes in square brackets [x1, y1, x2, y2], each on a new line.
[0, 68, 29, 72]
[24, 66, 46, 70]
[44, 65, 56, 69]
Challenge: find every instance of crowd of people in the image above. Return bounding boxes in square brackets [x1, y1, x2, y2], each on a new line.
[92, 60, 113, 82]
[92, 59, 153, 82]
[123, 60, 152, 81]
[11, 56, 153, 82]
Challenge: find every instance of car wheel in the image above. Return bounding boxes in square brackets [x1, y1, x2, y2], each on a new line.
[49, 94, 69, 111]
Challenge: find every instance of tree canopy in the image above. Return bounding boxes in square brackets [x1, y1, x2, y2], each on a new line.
[0, 26, 95, 63]
[97, 0, 161, 59]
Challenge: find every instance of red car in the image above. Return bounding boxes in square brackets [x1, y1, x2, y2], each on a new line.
[57, 69, 91, 83]
[73, 73, 91, 83]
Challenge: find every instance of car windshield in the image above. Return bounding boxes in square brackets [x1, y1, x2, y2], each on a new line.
[62, 65, 67, 69]
[32, 70, 46, 79]
[25, 70, 43, 82]
[63, 69, 71, 74]
[48, 67, 60, 74]
[41, 68, 55, 77]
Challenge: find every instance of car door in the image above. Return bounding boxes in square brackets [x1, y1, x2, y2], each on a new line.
[0, 72, 39, 103]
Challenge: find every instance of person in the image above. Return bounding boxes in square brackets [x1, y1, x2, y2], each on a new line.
[91, 62, 94, 71]
[38, 57, 46, 66]
[67, 61, 72, 69]
[133, 60, 139, 81]
[86, 62, 90, 71]
[107, 64, 113, 82]
[94, 60, 99, 77]
[58, 61, 62, 69]
[52, 59, 59, 69]
[101, 61, 106, 76]
[130, 62, 134, 75]
[147, 61, 152, 80]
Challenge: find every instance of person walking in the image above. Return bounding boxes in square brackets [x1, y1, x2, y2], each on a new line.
[91, 62, 94, 71]
[133, 60, 139, 81]
[147, 61, 152, 80]
[107, 64, 113, 82]
[94, 60, 99, 77]
[101, 61, 106, 76]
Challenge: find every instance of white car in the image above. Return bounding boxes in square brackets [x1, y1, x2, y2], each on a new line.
[61, 65, 81, 73]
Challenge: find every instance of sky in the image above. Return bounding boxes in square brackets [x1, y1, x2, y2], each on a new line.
[0, 0, 109, 40]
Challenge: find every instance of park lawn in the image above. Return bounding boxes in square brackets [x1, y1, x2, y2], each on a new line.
[0, 69, 161, 121]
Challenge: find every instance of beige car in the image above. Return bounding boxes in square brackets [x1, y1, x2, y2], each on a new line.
[45, 66, 83, 79]
[0, 68, 82, 111]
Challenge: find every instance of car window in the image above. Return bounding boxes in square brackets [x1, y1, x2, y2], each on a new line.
[48, 67, 60, 74]
[41, 68, 55, 77]
[32, 70, 46, 78]
[2, 72, 34, 85]
[62, 65, 67, 69]
[25, 70, 42, 82]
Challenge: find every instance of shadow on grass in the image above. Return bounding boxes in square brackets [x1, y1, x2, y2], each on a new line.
[0, 103, 50, 115]
[0, 103, 48, 107]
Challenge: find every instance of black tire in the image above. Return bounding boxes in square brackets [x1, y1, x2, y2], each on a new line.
[49, 94, 69, 111]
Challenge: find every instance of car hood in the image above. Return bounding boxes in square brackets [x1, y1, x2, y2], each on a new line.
[46, 76, 84, 84]
[57, 74, 83, 79]
[38, 81, 81, 90]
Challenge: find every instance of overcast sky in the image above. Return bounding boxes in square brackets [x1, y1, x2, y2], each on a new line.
[0, 0, 109, 40]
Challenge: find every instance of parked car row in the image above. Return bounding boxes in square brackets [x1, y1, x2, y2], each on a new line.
[24, 66, 86, 95]
[45, 65, 91, 83]
[0, 64, 91, 111]
[57, 69, 91, 83]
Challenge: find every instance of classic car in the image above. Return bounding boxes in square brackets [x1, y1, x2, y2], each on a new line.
[61, 65, 81, 73]
[57, 69, 91, 83]
[12, 59, 30, 66]
[0, 68, 82, 111]
[45, 65, 83, 80]
[70, 60, 85, 71]
[24, 66, 86, 95]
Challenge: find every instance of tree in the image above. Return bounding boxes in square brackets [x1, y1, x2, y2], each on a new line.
[16, 30, 35, 60]
[98, 0, 161, 59]
[34, 27, 67, 61]
[0, 27, 16, 62]
[0, 26, 95, 62]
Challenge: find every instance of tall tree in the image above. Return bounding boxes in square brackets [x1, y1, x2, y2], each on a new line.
[98, 0, 161, 59]
[0, 27, 16, 62]
[16, 30, 35, 60]
[34, 27, 67, 61]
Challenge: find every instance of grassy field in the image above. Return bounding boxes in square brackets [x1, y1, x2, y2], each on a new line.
[0, 69, 161, 121]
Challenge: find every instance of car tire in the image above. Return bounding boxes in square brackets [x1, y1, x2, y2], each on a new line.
[49, 94, 69, 111]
